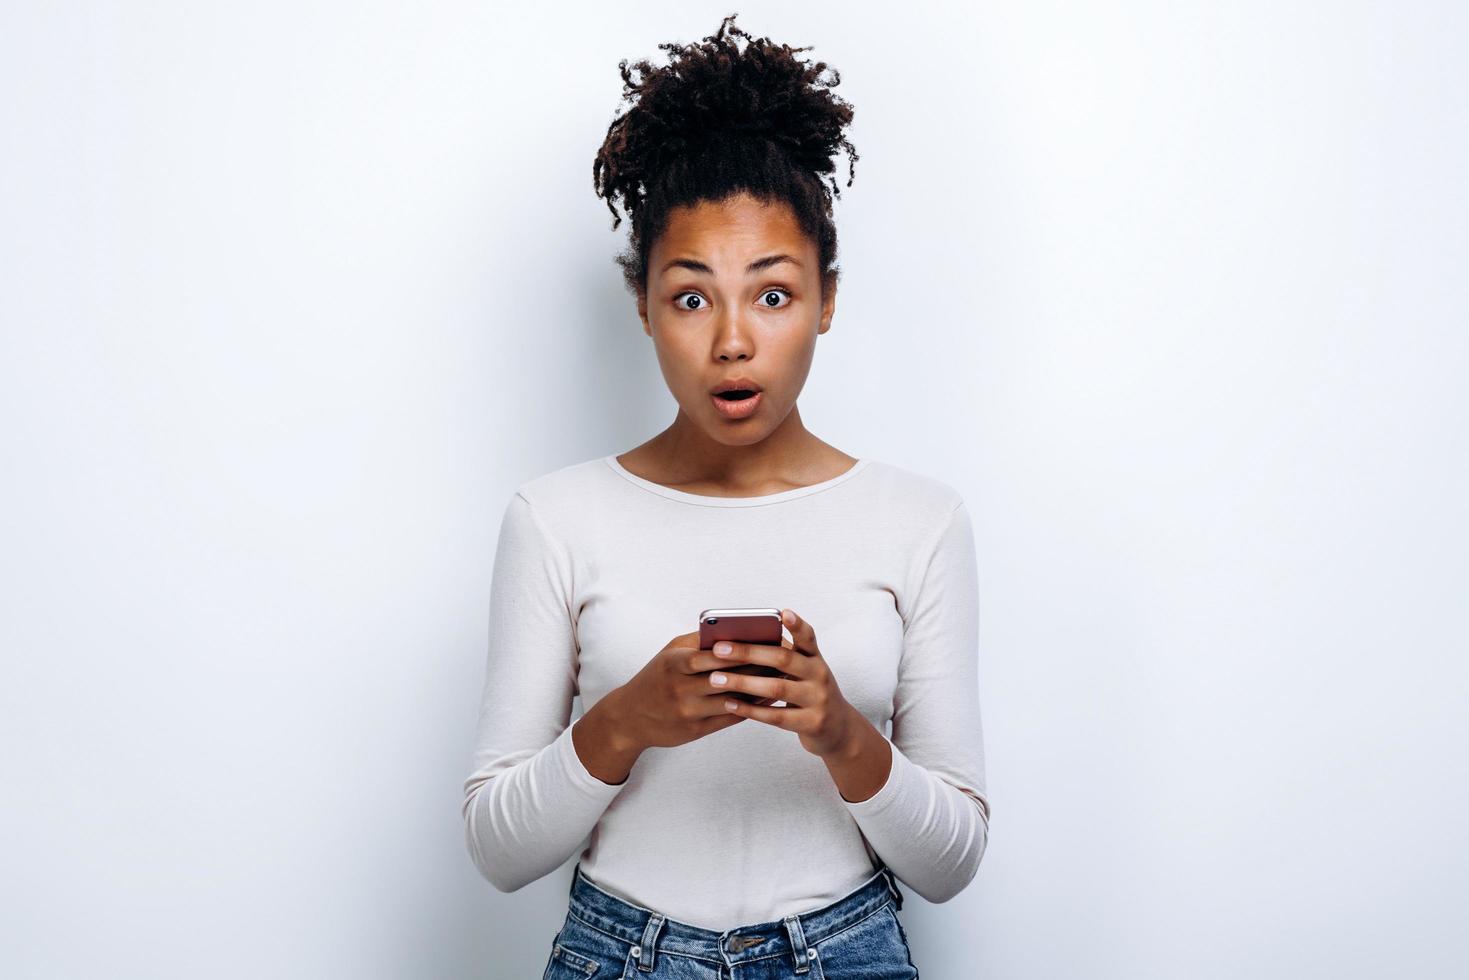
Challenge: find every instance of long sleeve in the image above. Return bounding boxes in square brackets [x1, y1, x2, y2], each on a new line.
[461, 491, 627, 892]
[841, 499, 991, 903]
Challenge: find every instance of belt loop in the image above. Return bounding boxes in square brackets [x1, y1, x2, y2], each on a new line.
[881, 865, 905, 910]
[634, 911, 665, 973]
[783, 914, 813, 974]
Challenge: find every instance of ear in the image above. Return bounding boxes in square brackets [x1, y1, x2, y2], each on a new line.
[636, 289, 651, 337]
[817, 273, 838, 335]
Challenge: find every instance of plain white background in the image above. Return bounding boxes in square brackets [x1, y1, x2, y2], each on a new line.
[2, 2, 1465, 977]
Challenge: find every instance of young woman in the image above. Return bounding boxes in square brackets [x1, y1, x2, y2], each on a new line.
[463, 15, 989, 978]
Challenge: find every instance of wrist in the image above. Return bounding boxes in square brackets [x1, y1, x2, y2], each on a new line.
[825, 703, 872, 762]
[568, 696, 634, 786]
[587, 689, 644, 763]
[820, 706, 890, 804]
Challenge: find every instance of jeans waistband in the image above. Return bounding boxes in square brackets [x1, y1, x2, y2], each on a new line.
[565, 861, 905, 973]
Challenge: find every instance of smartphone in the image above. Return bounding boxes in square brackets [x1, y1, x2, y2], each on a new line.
[699, 607, 788, 707]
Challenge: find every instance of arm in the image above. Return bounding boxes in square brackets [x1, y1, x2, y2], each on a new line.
[839, 500, 991, 903]
[461, 491, 629, 892]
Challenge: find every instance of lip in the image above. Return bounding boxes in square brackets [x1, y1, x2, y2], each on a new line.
[710, 389, 763, 420]
[711, 377, 763, 396]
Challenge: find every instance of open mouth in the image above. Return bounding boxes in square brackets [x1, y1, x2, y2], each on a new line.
[710, 385, 763, 419]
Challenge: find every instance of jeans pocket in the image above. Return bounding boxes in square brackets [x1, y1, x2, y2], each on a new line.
[541, 928, 607, 979]
[884, 905, 920, 977]
[811, 904, 917, 979]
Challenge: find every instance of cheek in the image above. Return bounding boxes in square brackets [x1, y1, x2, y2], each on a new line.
[649, 336, 707, 399]
[647, 326, 687, 364]
[769, 332, 818, 381]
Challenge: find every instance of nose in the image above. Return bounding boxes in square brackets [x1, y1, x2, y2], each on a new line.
[712, 309, 755, 362]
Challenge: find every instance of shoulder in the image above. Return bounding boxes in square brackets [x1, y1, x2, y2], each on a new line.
[857, 458, 966, 523]
[854, 461, 973, 605]
[508, 455, 613, 518]
[492, 456, 614, 557]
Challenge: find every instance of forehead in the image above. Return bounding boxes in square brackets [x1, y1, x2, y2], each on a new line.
[653, 193, 811, 266]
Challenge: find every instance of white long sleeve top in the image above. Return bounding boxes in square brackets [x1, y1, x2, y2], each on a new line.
[461, 453, 990, 930]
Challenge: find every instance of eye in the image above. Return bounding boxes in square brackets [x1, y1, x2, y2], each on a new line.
[670, 289, 793, 312]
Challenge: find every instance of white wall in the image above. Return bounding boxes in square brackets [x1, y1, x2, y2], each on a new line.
[2, 2, 1464, 977]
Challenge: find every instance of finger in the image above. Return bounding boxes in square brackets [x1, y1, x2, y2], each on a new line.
[677, 641, 740, 673]
[721, 696, 798, 729]
[697, 687, 770, 707]
[706, 668, 807, 705]
[686, 686, 760, 718]
[669, 632, 703, 656]
[700, 707, 748, 728]
[687, 641, 812, 678]
[780, 609, 821, 657]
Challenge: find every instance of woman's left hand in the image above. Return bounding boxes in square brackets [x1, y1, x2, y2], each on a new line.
[707, 608, 859, 759]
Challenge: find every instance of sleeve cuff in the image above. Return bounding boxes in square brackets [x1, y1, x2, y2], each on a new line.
[840, 737, 912, 816]
[556, 720, 633, 795]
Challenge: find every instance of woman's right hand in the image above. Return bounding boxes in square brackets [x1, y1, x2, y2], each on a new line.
[609, 630, 753, 751]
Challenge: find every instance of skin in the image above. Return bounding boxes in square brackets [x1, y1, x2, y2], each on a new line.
[620, 189, 854, 494]
[571, 191, 893, 804]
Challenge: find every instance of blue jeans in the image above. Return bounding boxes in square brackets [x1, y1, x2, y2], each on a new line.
[541, 861, 919, 979]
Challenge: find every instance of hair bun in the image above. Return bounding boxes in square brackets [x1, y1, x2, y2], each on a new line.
[595, 13, 858, 227]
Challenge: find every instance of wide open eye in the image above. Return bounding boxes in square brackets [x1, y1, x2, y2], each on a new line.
[671, 289, 791, 313]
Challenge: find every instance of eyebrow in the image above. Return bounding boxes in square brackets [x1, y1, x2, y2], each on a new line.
[659, 254, 804, 277]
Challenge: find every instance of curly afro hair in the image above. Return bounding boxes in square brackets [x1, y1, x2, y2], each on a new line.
[592, 13, 859, 300]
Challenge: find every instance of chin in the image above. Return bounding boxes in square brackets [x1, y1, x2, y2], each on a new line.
[703, 427, 769, 446]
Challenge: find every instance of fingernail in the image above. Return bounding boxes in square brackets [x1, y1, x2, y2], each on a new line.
[782, 610, 794, 625]
[725, 699, 740, 711]
[714, 642, 732, 656]
[711, 672, 727, 686]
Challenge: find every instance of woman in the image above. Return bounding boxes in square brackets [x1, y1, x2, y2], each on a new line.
[463, 14, 989, 978]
